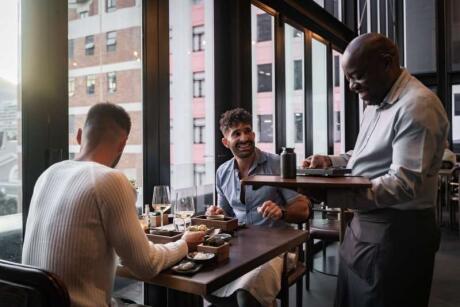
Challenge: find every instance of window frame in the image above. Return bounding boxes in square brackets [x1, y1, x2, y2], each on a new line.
[85, 35, 95, 56]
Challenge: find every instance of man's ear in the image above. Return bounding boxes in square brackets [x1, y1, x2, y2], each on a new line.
[382, 53, 393, 70]
[117, 136, 127, 154]
[222, 137, 229, 148]
[76, 128, 82, 145]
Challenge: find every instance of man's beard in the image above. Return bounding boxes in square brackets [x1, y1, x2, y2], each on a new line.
[231, 141, 255, 159]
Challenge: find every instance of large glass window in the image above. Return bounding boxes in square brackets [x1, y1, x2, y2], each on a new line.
[452, 85, 460, 152]
[170, 0, 215, 210]
[251, 5, 276, 153]
[284, 24, 305, 165]
[450, 1, 460, 71]
[68, 0, 143, 300]
[311, 37, 328, 154]
[0, 0, 22, 262]
[332, 50, 345, 154]
[404, 0, 436, 73]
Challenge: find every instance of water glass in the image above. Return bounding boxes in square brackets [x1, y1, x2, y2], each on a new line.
[174, 190, 195, 231]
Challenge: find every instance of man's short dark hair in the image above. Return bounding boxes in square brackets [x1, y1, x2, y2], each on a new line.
[84, 103, 131, 145]
[219, 108, 252, 135]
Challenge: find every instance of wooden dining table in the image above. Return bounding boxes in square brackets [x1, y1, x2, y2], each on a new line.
[240, 175, 372, 240]
[117, 225, 308, 307]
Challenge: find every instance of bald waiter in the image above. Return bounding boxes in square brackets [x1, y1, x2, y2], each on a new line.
[303, 33, 448, 307]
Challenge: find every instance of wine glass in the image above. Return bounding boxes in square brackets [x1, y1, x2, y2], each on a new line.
[152, 185, 171, 228]
[174, 190, 195, 231]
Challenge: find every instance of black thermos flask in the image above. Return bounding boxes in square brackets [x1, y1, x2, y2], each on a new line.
[280, 147, 296, 179]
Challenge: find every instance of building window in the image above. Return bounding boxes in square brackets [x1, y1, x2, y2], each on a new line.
[107, 72, 117, 93]
[86, 75, 96, 95]
[193, 71, 205, 98]
[258, 114, 273, 142]
[193, 164, 206, 187]
[106, 31, 117, 52]
[294, 60, 303, 90]
[107, 0, 116, 12]
[334, 55, 340, 87]
[257, 13, 272, 42]
[257, 64, 272, 92]
[293, 29, 303, 38]
[69, 114, 76, 134]
[80, 11, 89, 18]
[193, 118, 205, 144]
[455, 94, 460, 116]
[68, 39, 74, 58]
[85, 35, 95, 56]
[294, 113, 303, 143]
[192, 25, 205, 52]
[69, 78, 75, 97]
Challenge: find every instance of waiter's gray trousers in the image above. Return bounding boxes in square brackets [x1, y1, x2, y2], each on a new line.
[334, 208, 439, 307]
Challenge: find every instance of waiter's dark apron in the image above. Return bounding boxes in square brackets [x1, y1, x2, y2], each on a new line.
[334, 208, 440, 307]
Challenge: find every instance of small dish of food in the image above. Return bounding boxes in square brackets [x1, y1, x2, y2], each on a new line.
[187, 251, 216, 263]
[171, 260, 203, 275]
[212, 233, 232, 242]
[188, 224, 209, 232]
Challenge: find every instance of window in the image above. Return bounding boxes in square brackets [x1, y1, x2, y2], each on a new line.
[192, 25, 205, 52]
[69, 78, 75, 96]
[294, 113, 303, 143]
[252, 5, 275, 153]
[450, 1, 460, 71]
[257, 64, 272, 92]
[170, 1, 215, 194]
[69, 115, 76, 134]
[193, 118, 205, 144]
[0, 0, 22, 262]
[85, 35, 95, 56]
[257, 13, 271, 42]
[193, 72, 205, 98]
[455, 94, 460, 116]
[193, 164, 206, 187]
[80, 11, 89, 19]
[332, 50, 345, 154]
[452, 86, 460, 152]
[107, 72, 116, 93]
[68, 39, 74, 58]
[312, 38, 328, 154]
[258, 115, 273, 143]
[86, 75, 96, 95]
[106, 0, 116, 12]
[106, 31, 117, 52]
[294, 60, 303, 90]
[285, 24, 305, 164]
[404, 0, 437, 73]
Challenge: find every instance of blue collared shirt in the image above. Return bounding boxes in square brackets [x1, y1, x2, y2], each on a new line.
[216, 148, 301, 227]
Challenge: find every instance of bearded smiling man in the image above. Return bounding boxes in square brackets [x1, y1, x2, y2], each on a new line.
[205, 108, 310, 307]
[304, 33, 449, 307]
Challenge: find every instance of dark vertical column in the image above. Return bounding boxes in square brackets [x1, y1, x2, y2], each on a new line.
[437, 0, 451, 141]
[21, 0, 69, 229]
[379, 0, 387, 35]
[394, 0, 404, 66]
[274, 14, 286, 153]
[304, 31, 314, 157]
[214, 0, 252, 169]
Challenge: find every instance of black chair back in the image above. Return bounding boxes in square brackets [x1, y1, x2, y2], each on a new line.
[0, 260, 70, 307]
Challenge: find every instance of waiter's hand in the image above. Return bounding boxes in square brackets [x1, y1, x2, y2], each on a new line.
[302, 155, 332, 169]
[206, 205, 224, 216]
[257, 201, 283, 220]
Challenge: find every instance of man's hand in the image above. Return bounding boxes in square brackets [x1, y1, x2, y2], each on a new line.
[302, 155, 332, 169]
[182, 230, 205, 249]
[257, 201, 283, 221]
[206, 205, 224, 216]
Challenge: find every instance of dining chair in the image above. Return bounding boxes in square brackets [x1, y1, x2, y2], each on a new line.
[277, 246, 307, 307]
[0, 260, 70, 307]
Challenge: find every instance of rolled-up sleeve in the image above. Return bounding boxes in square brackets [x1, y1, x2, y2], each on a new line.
[216, 171, 235, 217]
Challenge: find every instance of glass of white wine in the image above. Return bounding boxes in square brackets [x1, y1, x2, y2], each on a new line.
[152, 185, 171, 228]
[174, 190, 195, 232]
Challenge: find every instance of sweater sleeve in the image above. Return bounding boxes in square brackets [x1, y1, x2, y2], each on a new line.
[94, 171, 187, 279]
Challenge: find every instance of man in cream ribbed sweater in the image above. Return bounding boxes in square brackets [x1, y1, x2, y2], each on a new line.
[22, 103, 203, 307]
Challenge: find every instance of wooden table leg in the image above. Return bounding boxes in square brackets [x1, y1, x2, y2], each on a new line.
[167, 289, 203, 307]
[144, 284, 167, 307]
